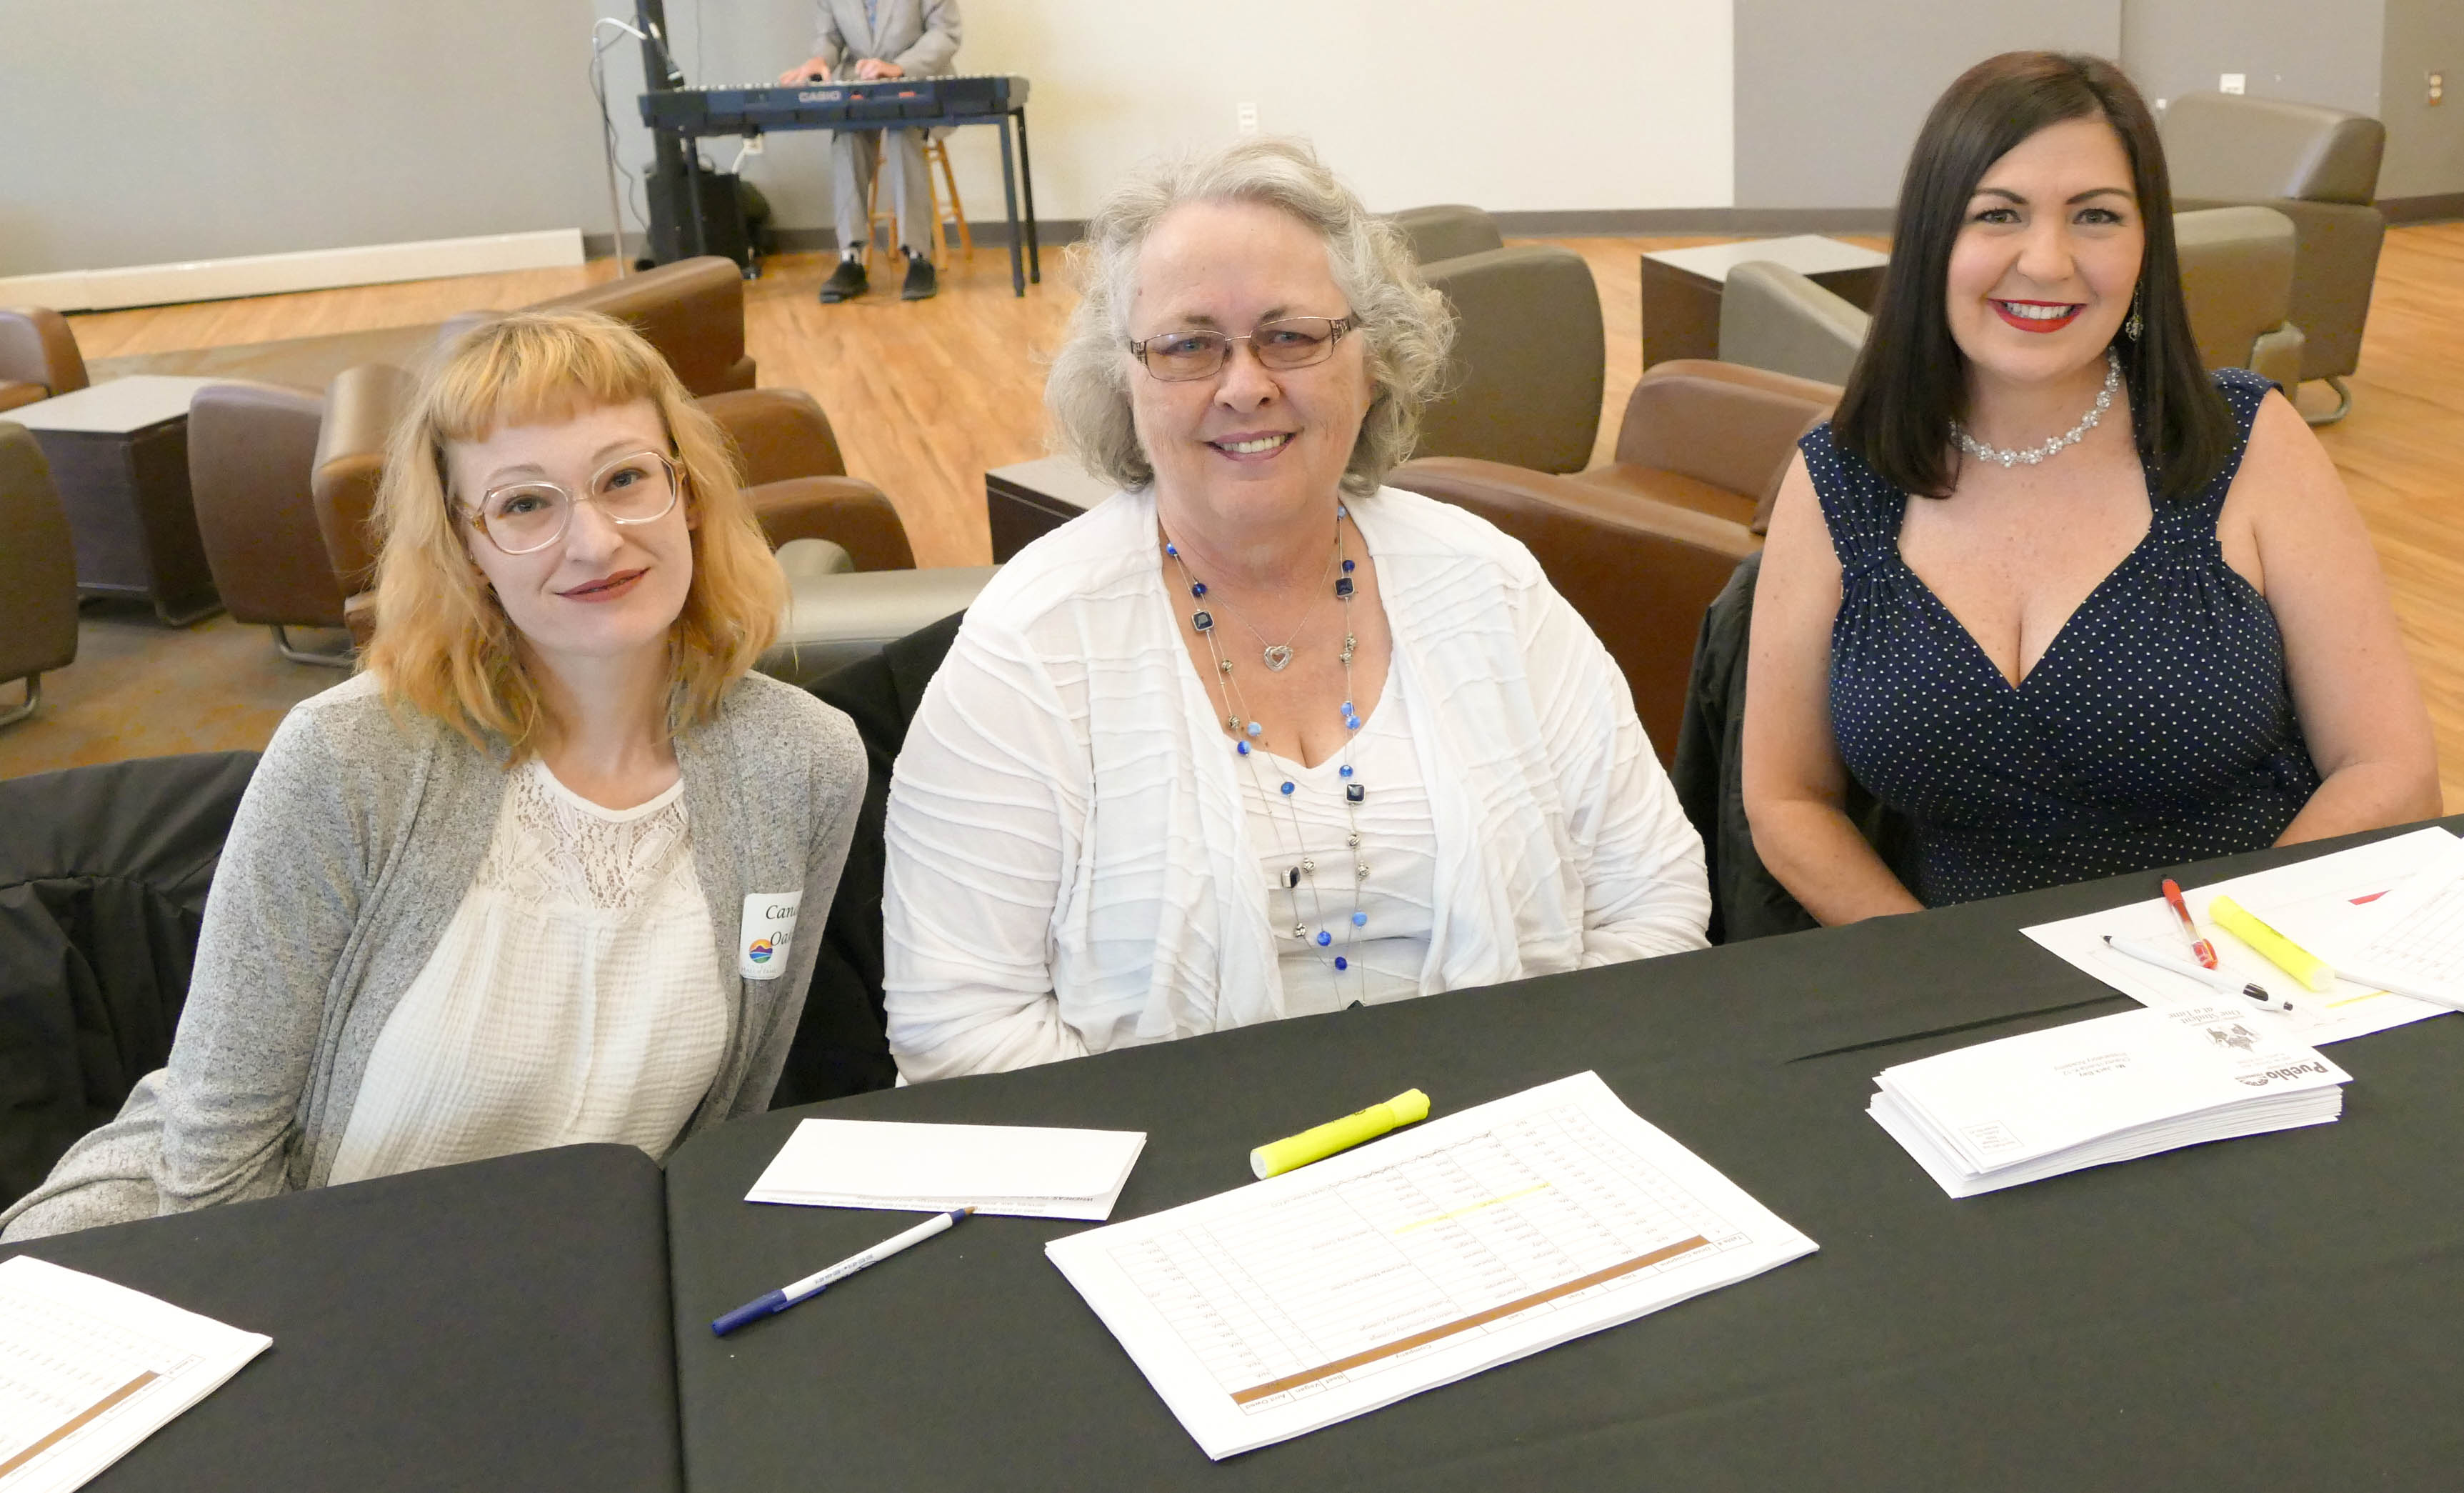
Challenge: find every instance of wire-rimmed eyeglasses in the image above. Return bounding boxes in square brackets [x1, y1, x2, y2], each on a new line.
[1128, 316, 1356, 382]
[462, 449, 683, 556]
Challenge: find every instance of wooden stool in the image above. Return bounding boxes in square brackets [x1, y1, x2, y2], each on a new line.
[864, 134, 973, 266]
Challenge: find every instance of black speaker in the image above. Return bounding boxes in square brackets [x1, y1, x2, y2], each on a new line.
[647, 161, 757, 276]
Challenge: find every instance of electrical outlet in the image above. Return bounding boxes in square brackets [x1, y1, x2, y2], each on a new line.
[2431, 71, 2446, 106]
[1236, 101, 1259, 136]
[2155, 97, 2168, 111]
[2220, 73, 2245, 95]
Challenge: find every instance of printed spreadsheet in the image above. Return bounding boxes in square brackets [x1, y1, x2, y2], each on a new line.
[1045, 1072, 1816, 1459]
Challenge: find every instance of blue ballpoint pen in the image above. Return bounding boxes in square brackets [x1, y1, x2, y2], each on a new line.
[711, 1207, 975, 1337]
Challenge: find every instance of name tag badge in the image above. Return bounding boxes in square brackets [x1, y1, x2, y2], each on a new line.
[738, 891, 803, 980]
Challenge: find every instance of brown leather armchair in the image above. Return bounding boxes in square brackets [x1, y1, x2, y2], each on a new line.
[306, 366, 912, 646]
[1388, 360, 1840, 761]
[188, 381, 354, 664]
[1416, 245, 1607, 474]
[2162, 91, 2385, 419]
[0, 423, 80, 725]
[1388, 460, 1758, 761]
[0, 308, 89, 415]
[438, 258, 758, 398]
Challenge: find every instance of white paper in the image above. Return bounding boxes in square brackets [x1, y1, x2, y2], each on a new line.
[2320, 832, 2464, 1007]
[1869, 1002, 2349, 1197]
[746, 1118, 1148, 1220]
[2021, 827, 2464, 1044]
[0, 1257, 270, 1493]
[1043, 1072, 1818, 1459]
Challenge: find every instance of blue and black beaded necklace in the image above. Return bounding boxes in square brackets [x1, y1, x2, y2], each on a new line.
[1162, 506, 1371, 985]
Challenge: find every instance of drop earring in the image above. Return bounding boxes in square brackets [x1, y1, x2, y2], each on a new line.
[2124, 285, 2145, 341]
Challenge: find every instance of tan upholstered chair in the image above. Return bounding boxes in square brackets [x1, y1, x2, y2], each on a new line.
[0, 308, 89, 415]
[1416, 245, 1606, 474]
[1388, 204, 1508, 266]
[1718, 262, 1868, 386]
[0, 423, 80, 726]
[2161, 91, 2386, 420]
[2175, 206, 2305, 390]
[1391, 361, 1841, 759]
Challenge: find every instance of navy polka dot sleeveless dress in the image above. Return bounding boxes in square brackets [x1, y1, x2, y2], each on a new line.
[1805, 366, 2320, 907]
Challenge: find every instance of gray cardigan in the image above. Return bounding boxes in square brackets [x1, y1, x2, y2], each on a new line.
[1, 671, 863, 1241]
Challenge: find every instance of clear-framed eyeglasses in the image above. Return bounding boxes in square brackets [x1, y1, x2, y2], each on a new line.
[1128, 316, 1356, 382]
[463, 449, 683, 556]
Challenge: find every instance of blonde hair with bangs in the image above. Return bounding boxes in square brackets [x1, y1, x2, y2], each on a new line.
[359, 308, 783, 758]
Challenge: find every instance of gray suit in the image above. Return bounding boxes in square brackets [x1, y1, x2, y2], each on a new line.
[811, 0, 963, 255]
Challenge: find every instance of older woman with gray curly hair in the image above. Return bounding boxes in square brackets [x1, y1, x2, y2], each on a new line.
[881, 138, 1708, 1080]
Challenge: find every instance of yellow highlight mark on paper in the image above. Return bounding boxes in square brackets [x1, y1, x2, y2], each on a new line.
[1393, 1182, 1553, 1234]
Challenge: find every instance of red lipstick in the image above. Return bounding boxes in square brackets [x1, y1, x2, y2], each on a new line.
[1992, 299, 2083, 334]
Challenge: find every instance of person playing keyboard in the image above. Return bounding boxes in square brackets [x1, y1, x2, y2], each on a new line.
[780, 0, 963, 304]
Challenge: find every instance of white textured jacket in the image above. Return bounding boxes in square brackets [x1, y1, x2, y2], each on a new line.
[883, 486, 1710, 1080]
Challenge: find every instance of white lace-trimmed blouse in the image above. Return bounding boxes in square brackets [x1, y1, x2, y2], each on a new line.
[326, 757, 730, 1184]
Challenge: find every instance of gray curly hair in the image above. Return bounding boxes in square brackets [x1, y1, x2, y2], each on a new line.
[1045, 137, 1456, 499]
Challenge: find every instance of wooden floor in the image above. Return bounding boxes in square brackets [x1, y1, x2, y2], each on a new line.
[10, 227, 2464, 812]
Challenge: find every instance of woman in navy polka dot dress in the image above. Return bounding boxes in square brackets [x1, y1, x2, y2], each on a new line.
[1743, 51, 2437, 918]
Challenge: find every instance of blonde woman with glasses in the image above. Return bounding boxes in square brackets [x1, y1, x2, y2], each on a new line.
[881, 139, 1709, 1082]
[4, 309, 863, 1240]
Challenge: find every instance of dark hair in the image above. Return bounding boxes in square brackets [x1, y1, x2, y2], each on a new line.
[1831, 51, 2233, 501]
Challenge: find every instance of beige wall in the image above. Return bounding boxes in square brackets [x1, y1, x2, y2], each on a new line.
[674, 0, 1738, 240]
[2378, 0, 2464, 197]
[1733, 0, 2122, 210]
[0, 0, 609, 277]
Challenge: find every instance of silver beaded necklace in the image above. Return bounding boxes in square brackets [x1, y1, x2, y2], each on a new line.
[1951, 349, 2120, 469]
[1162, 508, 1371, 989]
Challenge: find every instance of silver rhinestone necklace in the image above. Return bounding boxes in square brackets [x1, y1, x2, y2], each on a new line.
[1952, 350, 2120, 469]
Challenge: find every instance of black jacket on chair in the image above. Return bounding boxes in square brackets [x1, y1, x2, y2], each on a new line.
[773, 611, 968, 1109]
[0, 752, 259, 1206]
[1671, 553, 1911, 943]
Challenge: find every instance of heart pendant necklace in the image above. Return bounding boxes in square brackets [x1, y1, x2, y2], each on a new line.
[1243, 541, 1341, 670]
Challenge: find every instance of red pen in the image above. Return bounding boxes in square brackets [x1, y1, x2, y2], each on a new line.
[2160, 878, 2220, 969]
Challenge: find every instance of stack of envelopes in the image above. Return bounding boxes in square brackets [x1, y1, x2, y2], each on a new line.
[1868, 1002, 2350, 1198]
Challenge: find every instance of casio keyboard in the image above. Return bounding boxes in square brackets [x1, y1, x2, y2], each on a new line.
[638, 72, 1038, 294]
[639, 74, 1029, 134]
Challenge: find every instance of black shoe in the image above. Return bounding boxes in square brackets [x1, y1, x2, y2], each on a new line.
[818, 259, 868, 303]
[901, 255, 938, 301]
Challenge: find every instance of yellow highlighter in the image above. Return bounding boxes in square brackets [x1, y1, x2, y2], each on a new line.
[1250, 1089, 1431, 1179]
[2208, 895, 2337, 992]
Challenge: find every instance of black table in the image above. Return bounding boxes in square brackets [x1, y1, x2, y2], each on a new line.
[663, 823, 2464, 1490]
[0, 1145, 683, 1493]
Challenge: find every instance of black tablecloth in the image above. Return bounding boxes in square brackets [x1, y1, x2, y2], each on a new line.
[0, 1144, 682, 1493]
[664, 824, 2464, 1491]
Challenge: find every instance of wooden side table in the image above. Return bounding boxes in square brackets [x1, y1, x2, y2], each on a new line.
[985, 454, 1116, 562]
[9, 376, 225, 625]
[1640, 235, 1890, 370]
